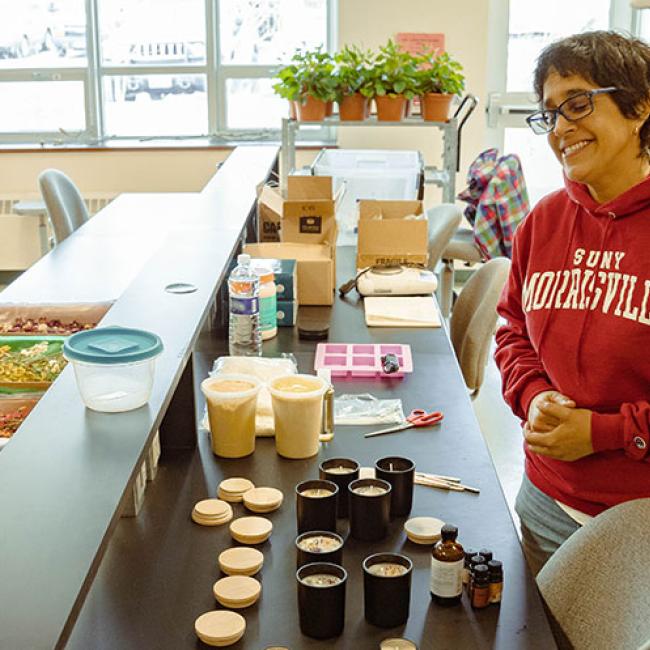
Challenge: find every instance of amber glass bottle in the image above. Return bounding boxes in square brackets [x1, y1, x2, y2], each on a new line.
[430, 524, 464, 606]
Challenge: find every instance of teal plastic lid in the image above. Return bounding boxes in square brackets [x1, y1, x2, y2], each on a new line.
[63, 326, 163, 365]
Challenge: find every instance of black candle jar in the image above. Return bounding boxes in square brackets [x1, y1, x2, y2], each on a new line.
[297, 562, 347, 639]
[295, 531, 344, 569]
[296, 479, 338, 534]
[375, 456, 415, 517]
[319, 457, 360, 518]
[363, 552, 413, 628]
[348, 478, 391, 541]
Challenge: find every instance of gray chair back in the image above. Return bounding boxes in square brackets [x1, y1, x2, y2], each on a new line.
[426, 203, 463, 270]
[450, 257, 510, 394]
[537, 498, 650, 650]
[38, 169, 89, 244]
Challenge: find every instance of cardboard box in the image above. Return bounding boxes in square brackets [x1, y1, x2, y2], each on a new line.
[246, 258, 297, 302]
[356, 199, 429, 269]
[244, 242, 334, 306]
[276, 300, 297, 326]
[258, 176, 337, 248]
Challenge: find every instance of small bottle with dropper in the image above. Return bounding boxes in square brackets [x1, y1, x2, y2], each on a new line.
[430, 523, 464, 606]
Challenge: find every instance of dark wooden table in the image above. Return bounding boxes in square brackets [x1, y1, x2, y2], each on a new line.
[66, 249, 555, 650]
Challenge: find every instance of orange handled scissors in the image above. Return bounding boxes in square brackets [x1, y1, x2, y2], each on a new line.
[364, 408, 444, 438]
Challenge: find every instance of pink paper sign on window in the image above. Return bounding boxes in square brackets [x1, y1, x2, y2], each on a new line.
[396, 33, 445, 56]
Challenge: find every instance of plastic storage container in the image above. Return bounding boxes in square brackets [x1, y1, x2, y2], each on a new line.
[311, 149, 423, 232]
[63, 326, 163, 413]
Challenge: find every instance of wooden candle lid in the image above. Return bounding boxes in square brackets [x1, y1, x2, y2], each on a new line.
[243, 487, 283, 513]
[218, 547, 264, 576]
[404, 516, 445, 544]
[191, 499, 233, 527]
[194, 610, 246, 647]
[213, 575, 262, 608]
[230, 516, 273, 544]
[218, 477, 255, 502]
[380, 638, 418, 650]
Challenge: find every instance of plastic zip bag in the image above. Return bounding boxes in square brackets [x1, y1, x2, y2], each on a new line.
[334, 393, 404, 425]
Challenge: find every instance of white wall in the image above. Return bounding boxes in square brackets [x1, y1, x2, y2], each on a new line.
[0, 0, 490, 200]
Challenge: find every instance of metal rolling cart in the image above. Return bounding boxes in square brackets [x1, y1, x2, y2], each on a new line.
[280, 94, 478, 202]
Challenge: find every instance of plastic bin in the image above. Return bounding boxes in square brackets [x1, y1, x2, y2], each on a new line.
[0, 394, 41, 449]
[64, 326, 163, 413]
[311, 149, 424, 232]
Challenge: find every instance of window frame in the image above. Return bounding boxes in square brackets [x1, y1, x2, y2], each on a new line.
[0, 0, 337, 146]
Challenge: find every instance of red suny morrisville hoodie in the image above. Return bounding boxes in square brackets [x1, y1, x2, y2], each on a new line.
[495, 174, 650, 516]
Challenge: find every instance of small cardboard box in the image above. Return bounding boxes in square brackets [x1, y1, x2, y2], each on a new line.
[258, 176, 337, 247]
[356, 199, 429, 269]
[244, 242, 334, 306]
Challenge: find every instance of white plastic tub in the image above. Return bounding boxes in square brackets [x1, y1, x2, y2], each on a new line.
[63, 326, 163, 413]
[312, 149, 423, 231]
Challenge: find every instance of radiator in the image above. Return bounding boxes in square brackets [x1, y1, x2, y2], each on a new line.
[0, 194, 116, 271]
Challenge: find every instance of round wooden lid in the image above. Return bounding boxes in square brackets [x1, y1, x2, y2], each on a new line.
[243, 487, 283, 512]
[194, 610, 246, 646]
[230, 516, 273, 543]
[404, 516, 444, 544]
[380, 638, 418, 650]
[192, 507, 233, 527]
[358, 466, 376, 479]
[218, 547, 264, 576]
[219, 477, 255, 495]
[194, 499, 230, 518]
[213, 575, 261, 608]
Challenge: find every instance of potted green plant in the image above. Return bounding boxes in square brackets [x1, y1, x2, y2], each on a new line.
[334, 45, 374, 121]
[369, 39, 418, 121]
[272, 62, 301, 119]
[294, 47, 337, 121]
[415, 50, 465, 122]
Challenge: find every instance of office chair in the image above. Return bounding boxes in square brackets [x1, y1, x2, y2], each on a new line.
[537, 498, 650, 650]
[449, 257, 510, 396]
[38, 169, 89, 244]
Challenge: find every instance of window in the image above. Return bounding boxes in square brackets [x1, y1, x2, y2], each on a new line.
[0, 0, 335, 145]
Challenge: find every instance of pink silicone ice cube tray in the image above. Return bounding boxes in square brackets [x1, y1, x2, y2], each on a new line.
[314, 343, 413, 378]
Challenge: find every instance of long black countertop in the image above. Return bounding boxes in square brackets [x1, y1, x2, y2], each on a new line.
[66, 249, 554, 649]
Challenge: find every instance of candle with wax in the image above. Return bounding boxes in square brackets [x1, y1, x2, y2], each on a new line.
[348, 478, 391, 542]
[296, 480, 338, 534]
[319, 457, 360, 518]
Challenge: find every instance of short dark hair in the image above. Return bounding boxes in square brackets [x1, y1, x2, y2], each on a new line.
[533, 31, 650, 158]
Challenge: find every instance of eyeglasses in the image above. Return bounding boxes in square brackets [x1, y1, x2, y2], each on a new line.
[526, 87, 618, 135]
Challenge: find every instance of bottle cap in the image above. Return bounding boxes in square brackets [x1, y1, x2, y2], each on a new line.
[464, 548, 477, 562]
[440, 523, 458, 540]
[479, 548, 493, 562]
[487, 559, 503, 575]
[470, 554, 486, 567]
[237, 253, 251, 264]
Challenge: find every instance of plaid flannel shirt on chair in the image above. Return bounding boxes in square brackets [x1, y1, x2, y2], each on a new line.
[457, 148, 530, 259]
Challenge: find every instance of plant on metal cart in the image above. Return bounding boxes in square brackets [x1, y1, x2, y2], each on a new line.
[334, 45, 374, 120]
[415, 50, 465, 122]
[369, 39, 419, 121]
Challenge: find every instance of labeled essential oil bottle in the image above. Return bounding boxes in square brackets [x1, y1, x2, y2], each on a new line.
[471, 564, 490, 609]
[488, 560, 503, 604]
[430, 524, 464, 606]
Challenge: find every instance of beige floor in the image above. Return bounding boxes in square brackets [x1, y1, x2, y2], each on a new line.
[472, 336, 524, 533]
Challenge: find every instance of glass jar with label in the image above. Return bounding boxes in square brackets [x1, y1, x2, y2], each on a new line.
[254, 266, 277, 341]
[430, 524, 464, 606]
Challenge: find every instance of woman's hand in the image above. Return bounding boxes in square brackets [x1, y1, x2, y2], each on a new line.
[527, 390, 576, 432]
[524, 402, 594, 461]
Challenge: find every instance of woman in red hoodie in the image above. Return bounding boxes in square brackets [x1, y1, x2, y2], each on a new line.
[496, 31, 650, 575]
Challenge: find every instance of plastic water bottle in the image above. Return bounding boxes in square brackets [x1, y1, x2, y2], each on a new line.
[228, 253, 261, 356]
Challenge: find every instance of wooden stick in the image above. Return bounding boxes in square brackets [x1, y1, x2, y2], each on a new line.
[416, 471, 461, 483]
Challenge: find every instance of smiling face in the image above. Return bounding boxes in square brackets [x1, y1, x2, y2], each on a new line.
[543, 69, 649, 203]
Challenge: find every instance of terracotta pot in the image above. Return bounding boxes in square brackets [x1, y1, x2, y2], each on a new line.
[338, 93, 369, 121]
[325, 100, 334, 117]
[375, 95, 407, 122]
[421, 93, 454, 122]
[297, 96, 327, 121]
[289, 100, 297, 120]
